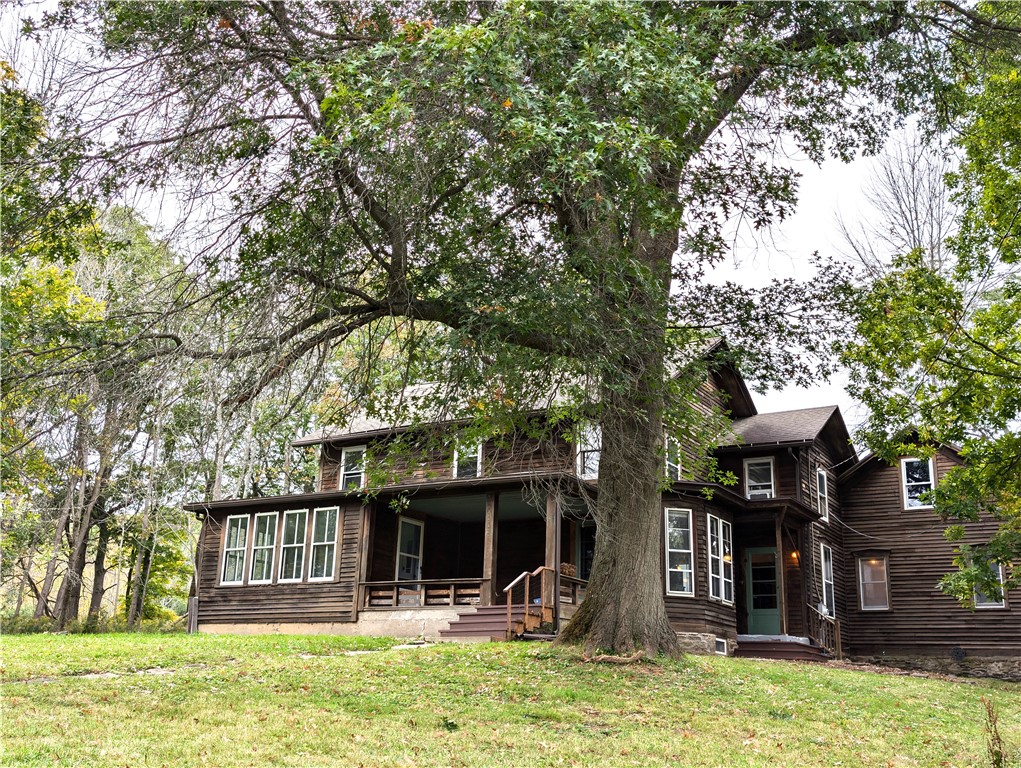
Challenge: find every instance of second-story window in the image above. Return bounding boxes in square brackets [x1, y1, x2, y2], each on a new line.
[576, 423, 601, 480]
[453, 443, 482, 479]
[340, 446, 366, 490]
[901, 457, 934, 509]
[744, 457, 775, 499]
[665, 436, 682, 482]
[817, 468, 829, 521]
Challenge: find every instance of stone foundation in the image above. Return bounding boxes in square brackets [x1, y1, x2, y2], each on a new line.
[200, 607, 465, 641]
[676, 632, 729, 656]
[849, 654, 1021, 682]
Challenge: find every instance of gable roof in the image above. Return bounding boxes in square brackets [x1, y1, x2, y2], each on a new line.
[726, 405, 839, 445]
[720, 405, 856, 466]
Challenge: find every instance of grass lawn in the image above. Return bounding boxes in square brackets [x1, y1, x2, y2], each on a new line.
[3, 634, 1019, 767]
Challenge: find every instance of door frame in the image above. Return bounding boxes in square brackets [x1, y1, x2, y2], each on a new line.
[395, 516, 425, 581]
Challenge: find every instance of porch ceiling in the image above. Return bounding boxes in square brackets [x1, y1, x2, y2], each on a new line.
[406, 491, 541, 522]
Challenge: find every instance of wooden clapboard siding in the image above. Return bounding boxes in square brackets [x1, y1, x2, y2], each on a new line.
[319, 429, 573, 491]
[803, 441, 847, 627]
[715, 451, 799, 499]
[661, 495, 738, 642]
[839, 450, 1021, 656]
[674, 375, 732, 482]
[196, 501, 362, 626]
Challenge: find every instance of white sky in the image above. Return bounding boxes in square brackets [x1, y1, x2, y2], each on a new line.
[711, 151, 888, 434]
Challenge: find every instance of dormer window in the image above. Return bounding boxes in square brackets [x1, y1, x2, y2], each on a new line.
[665, 436, 682, 482]
[453, 443, 483, 479]
[576, 423, 601, 480]
[340, 446, 366, 490]
[901, 457, 934, 509]
[744, 457, 775, 499]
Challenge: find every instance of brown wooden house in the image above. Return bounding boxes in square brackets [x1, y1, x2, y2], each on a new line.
[185, 367, 1020, 675]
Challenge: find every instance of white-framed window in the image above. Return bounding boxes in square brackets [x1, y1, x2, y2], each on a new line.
[664, 507, 694, 596]
[817, 467, 829, 522]
[901, 457, 935, 509]
[221, 515, 249, 585]
[708, 514, 734, 604]
[858, 555, 890, 611]
[453, 443, 483, 479]
[714, 638, 728, 656]
[576, 423, 601, 480]
[975, 564, 1007, 609]
[340, 446, 366, 490]
[665, 436, 682, 482]
[820, 543, 834, 616]
[744, 457, 775, 499]
[249, 511, 278, 584]
[278, 509, 308, 582]
[395, 516, 425, 581]
[309, 506, 339, 581]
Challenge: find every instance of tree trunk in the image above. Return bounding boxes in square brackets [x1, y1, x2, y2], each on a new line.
[128, 536, 154, 626]
[35, 447, 83, 618]
[558, 184, 680, 656]
[87, 514, 112, 626]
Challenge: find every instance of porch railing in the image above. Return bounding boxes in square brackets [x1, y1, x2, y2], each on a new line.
[806, 603, 842, 659]
[360, 578, 484, 608]
[559, 574, 587, 606]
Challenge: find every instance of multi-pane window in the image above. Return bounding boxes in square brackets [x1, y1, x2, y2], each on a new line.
[453, 443, 482, 479]
[975, 564, 1007, 609]
[858, 555, 890, 610]
[820, 543, 835, 616]
[901, 457, 935, 509]
[665, 436, 682, 482]
[278, 509, 308, 582]
[744, 458, 775, 499]
[340, 446, 366, 490]
[708, 514, 734, 604]
[221, 515, 249, 585]
[576, 423, 601, 480]
[309, 506, 339, 580]
[817, 468, 829, 521]
[250, 512, 277, 583]
[664, 508, 694, 596]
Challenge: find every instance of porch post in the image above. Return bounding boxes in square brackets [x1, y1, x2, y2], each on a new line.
[544, 492, 558, 606]
[775, 511, 788, 635]
[482, 492, 498, 606]
[355, 502, 373, 620]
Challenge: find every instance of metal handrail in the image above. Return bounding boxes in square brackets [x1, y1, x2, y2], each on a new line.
[503, 566, 554, 639]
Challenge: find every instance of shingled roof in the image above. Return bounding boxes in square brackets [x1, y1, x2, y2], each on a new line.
[718, 404, 856, 466]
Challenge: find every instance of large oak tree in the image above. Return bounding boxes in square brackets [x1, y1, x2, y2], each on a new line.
[26, 0, 1016, 653]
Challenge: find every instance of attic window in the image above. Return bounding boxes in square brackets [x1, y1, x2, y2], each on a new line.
[901, 457, 934, 509]
[744, 457, 774, 499]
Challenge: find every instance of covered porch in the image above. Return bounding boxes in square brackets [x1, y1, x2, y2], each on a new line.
[357, 488, 589, 628]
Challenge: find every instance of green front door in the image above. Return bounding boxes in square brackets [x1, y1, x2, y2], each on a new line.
[746, 547, 781, 635]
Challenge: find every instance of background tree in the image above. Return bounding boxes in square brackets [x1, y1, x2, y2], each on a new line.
[840, 5, 1021, 604]
[18, 1, 1019, 651]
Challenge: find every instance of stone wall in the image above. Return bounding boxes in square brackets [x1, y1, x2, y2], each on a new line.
[849, 654, 1021, 682]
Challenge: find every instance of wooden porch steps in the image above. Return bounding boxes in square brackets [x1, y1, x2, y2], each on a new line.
[439, 604, 553, 640]
[734, 635, 830, 662]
